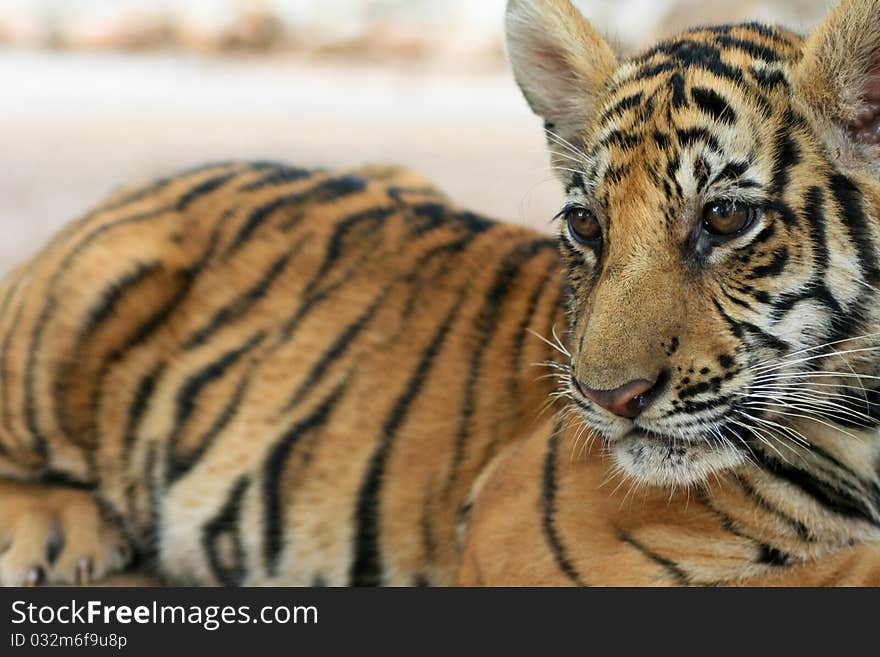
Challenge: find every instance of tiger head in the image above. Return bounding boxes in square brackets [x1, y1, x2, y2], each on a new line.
[506, 0, 880, 488]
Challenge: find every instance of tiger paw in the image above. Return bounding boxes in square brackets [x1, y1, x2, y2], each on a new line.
[0, 480, 132, 586]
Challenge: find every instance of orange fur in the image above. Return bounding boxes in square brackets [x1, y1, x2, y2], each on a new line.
[0, 163, 563, 585]
[4, 0, 880, 587]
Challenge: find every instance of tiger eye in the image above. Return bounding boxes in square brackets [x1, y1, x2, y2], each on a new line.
[566, 207, 602, 244]
[702, 201, 755, 238]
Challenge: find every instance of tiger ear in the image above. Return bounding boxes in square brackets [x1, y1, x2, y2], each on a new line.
[505, 0, 617, 164]
[795, 0, 880, 156]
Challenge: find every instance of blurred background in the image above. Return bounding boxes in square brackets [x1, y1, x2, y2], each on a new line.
[0, 0, 829, 276]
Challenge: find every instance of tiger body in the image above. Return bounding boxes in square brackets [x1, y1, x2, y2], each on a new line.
[4, 0, 880, 587]
[0, 162, 562, 585]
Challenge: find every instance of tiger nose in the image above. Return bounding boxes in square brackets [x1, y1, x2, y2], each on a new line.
[577, 378, 657, 419]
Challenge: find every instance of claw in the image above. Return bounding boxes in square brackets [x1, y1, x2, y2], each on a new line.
[24, 566, 44, 587]
[76, 557, 92, 585]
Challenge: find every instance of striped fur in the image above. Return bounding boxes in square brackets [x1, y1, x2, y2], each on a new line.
[4, 0, 880, 587]
[0, 162, 563, 585]
[459, 0, 880, 585]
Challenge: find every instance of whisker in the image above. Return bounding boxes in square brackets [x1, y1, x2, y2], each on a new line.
[527, 327, 571, 358]
[751, 344, 880, 375]
[745, 390, 875, 424]
[742, 402, 868, 441]
[749, 331, 880, 370]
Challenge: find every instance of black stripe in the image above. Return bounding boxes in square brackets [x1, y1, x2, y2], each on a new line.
[677, 127, 721, 152]
[670, 72, 687, 108]
[733, 475, 811, 541]
[829, 174, 880, 283]
[740, 321, 791, 353]
[712, 298, 744, 339]
[695, 490, 778, 563]
[748, 247, 789, 279]
[617, 529, 690, 584]
[24, 207, 170, 459]
[77, 261, 163, 344]
[671, 394, 734, 416]
[397, 235, 487, 323]
[694, 157, 711, 193]
[713, 35, 782, 62]
[719, 22, 794, 46]
[750, 445, 880, 527]
[601, 129, 641, 151]
[757, 544, 791, 566]
[444, 240, 557, 495]
[508, 261, 559, 401]
[714, 161, 750, 184]
[202, 476, 251, 586]
[633, 40, 745, 85]
[262, 381, 347, 575]
[419, 480, 437, 562]
[168, 361, 258, 483]
[665, 155, 684, 200]
[123, 363, 166, 455]
[39, 469, 95, 490]
[280, 288, 389, 414]
[182, 239, 304, 350]
[176, 172, 238, 211]
[480, 259, 560, 470]
[406, 203, 495, 237]
[226, 176, 368, 255]
[99, 163, 246, 216]
[166, 332, 265, 483]
[542, 421, 588, 586]
[142, 442, 162, 564]
[691, 87, 736, 124]
[598, 92, 644, 126]
[804, 186, 828, 272]
[770, 122, 801, 195]
[350, 288, 466, 586]
[239, 166, 315, 192]
[721, 285, 753, 309]
[750, 66, 789, 90]
[752, 222, 776, 245]
[301, 206, 395, 300]
[90, 209, 237, 450]
[280, 206, 396, 340]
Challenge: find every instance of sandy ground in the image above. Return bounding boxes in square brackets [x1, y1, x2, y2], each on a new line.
[0, 51, 563, 277]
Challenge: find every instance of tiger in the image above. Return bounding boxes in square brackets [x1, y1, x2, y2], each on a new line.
[459, 0, 880, 585]
[2, 0, 880, 588]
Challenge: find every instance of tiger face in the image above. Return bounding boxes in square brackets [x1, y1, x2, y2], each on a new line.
[507, 0, 880, 488]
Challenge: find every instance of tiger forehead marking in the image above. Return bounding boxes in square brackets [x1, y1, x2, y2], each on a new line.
[588, 25, 801, 208]
[508, 0, 880, 496]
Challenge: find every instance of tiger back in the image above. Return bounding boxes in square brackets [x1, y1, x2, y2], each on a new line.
[0, 161, 563, 585]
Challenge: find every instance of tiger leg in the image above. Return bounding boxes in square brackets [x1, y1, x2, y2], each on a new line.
[0, 479, 132, 586]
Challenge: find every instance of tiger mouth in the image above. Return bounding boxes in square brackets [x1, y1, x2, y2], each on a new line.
[625, 428, 681, 443]
[613, 425, 748, 487]
[622, 427, 712, 449]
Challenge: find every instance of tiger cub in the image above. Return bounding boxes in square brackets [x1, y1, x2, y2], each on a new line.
[460, 0, 880, 585]
[3, 0, 880, 587]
